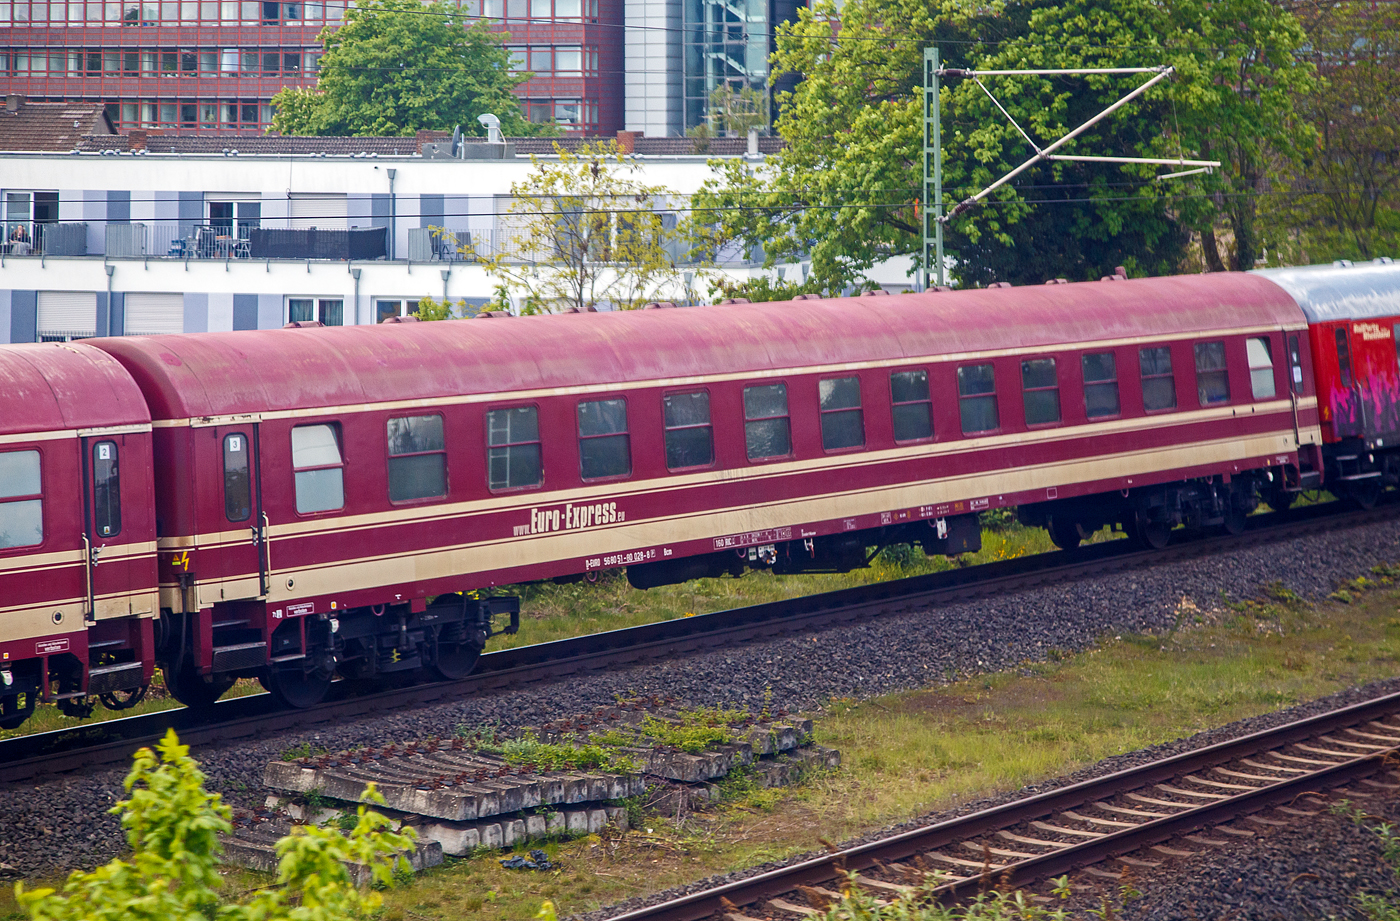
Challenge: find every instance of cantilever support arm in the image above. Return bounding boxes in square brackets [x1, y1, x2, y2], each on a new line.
[942, 66, 1177, 223]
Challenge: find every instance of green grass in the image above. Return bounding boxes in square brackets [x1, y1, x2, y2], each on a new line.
[360, 562, 1400, 921]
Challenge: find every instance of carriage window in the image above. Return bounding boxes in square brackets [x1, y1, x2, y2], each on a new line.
[663, 391, 713, 469]
[387, 414, 447, 502]
[1021, 358, 1060, 426]
[1335, 328, 1354, 388]
[890, 370, 932, 441]
[223, 433, 251, 522]
[291, 423, 345, 513]
[1247, 337, 1276, 400]
[0, 450, 43, 549]
[486, 406, 542, 490]
[1082, 352, 1120, 418]
[744, 383, 791, 460]
[1140, 346, 1177, 411]
[957, 364, 998, 434]
[92, 441, 121, 538]
[819, 376, 864, 450]
[578, 399, 631, 480]
[1195, 341, 1231, 404]
[1290, 334, 1304, 393]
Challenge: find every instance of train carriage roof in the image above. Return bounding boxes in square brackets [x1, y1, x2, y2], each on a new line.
[1252, 260, 1400, 324]
[88, 272, 1305, 420]
[0, 342, 150, 437]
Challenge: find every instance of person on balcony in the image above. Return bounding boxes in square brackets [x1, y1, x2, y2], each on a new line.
[7, 224, 32, 255]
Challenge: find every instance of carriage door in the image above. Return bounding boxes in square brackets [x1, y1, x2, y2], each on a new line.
[217, 426, 267, 600]
[82, 436, 132, 621]
[1334, 326, 1363, 439]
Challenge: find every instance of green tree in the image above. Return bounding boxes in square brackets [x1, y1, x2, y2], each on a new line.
[270, 0, 542, 137]
[708, 84, 768, 136]
[692, 0, 1315, 289]
[480, 141, 699, 312]
[16, 729, 415, 921]
[1263, 1, 1400, 263]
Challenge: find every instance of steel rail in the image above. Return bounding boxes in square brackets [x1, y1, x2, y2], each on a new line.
[0, 499, 1393, 787]
[604, 689, 1400, 920]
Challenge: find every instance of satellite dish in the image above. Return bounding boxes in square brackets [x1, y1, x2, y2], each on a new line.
[450, 124, 462, 158]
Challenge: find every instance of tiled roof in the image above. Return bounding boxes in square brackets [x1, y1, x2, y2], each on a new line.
[0, 99, 114, 152]
[80, 134, 422, 155]
[70, 131, 785, 157]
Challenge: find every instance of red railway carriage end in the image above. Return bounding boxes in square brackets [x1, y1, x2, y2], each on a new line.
[0, 344, 158, 731]
[1255, 260, 1400, 507]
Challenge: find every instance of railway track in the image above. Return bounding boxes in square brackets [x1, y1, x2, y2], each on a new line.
[606, 689, 1400, 921]
[0, 499, 1394, 787]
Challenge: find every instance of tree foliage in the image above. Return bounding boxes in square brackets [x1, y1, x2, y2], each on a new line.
[1263, 1, 1400, 263]
[479, 141, 698, 312]
[16, 729, 414, 921]
[692, 0, 1316, 289]
[269, 0, 542, 137]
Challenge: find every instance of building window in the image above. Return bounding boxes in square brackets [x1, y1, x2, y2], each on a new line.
[1335, 328, 1353, 388]
[223, 432, 252, 522]
[291, 423, 344, 513]
[1247, 337, 1276, 400]
[376, 299, 417, 323]
[744, 383, 791, 460]
[1139, 346, 1176, 412]
[578, 399, 630, 480]
[1195, 341, 1231, 404]
[486, 406, 541, 490]
[0, 450, 42, 549]
[553, 46, 582, 73]
[819, 376, 864, 450]
[1082, 352, 1120, 418]
[1020, 358, 1060, 426]
[890, 370, 932, 442]
[957, 364, 998, 434]
[387, 414, 447, 502]
[663, 391, 712, 470]
[287, 297, 343, 326]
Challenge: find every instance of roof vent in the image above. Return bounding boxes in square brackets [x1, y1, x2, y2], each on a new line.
[792, 293, 822, 300]
[861, 289, 891, 296]
[1044, 278, 1070, 285]
[1375, 257, 1395, 265]
[380, 315, 420, 323]
[282, 320, 325, 328]
[1334, 259, 1354, 268]
[718, 297, 750, 305]
[561, 306, 598, 313]
[475, 310, 512, 318]
[643, 301, 678, 309]
[987, 282, 1013, 288]
[5, 94, 22, 114]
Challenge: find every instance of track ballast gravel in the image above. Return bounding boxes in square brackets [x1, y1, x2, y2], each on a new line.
[1, 516, 1398, 917]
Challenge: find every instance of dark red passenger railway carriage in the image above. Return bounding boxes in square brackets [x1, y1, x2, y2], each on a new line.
[82, 270, 1319, 708]
[0, 344, 156, 728]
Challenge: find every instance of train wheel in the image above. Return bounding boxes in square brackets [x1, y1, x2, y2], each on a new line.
[264, 667, 331, 709]
[432, 642, 483, 681]
[1349, 479, 1383, 510]
[1045, 517, 1081, 551]
[1131, 510, 1171, 550]
[164, 665, 236, 710]
[1222, 503, 1247, 536]
[1268, 485, 1296, 513]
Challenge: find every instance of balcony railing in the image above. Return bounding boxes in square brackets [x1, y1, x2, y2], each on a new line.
[1, 222, 88, 256]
